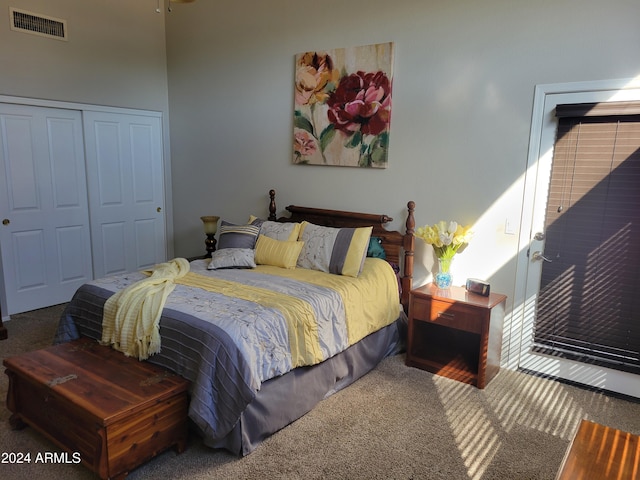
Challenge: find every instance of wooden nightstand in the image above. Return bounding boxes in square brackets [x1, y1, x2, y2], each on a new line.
[406, 284, 507, 389]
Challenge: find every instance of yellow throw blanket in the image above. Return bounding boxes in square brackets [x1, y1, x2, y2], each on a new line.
[101, 257, 190, 360]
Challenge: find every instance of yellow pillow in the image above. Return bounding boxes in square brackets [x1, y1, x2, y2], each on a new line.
[254, 234, 304, 269]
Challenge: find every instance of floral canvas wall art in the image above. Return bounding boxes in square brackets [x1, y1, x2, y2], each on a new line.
[293, 42, 394, 168]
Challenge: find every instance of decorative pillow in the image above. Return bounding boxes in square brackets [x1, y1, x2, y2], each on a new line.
[217, 219, 261, 249]
[249, 216, 301, 242]
[367, 236, 387, 259]
[207, 248, 256, 270]
[296, 221, 373, 277]
[254, 234, 304, 269]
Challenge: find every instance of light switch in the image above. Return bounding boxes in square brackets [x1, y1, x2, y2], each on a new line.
[505, 218, 517, 235]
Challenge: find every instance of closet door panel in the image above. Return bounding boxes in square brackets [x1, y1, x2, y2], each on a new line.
[94, 121, 125, 206]
[134, 218, 158, 268]
[131, 123, 155, 203]
[50, 117, 85, 208]
[2, 115, 39, 210]
[12, 229, 46, 290]
[0, 104, 92, 314]
[56, 225, 90, 282]
[99, 221, 127, 276]
[84, 111, 166, 278]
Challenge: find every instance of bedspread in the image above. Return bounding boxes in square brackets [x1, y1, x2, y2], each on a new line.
[55, 257, 400, 444]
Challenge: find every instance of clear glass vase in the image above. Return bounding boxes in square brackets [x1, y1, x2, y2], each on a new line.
[434, 257, 453, 289]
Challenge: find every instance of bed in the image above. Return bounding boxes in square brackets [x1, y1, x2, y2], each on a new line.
[54, 190, 416, 456]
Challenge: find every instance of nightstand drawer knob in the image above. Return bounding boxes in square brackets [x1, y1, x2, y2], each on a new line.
[437, 311, 455, 319]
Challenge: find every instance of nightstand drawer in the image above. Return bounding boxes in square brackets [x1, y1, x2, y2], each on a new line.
[411, 298, 482, 334]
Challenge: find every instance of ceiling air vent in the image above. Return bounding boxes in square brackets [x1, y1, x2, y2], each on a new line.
[9, 8, 67, 41]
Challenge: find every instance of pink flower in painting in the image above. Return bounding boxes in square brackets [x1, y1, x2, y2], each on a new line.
[327, 71, 392, 136]
[294, 130, 317, 160]
[295, 52, 340, 106]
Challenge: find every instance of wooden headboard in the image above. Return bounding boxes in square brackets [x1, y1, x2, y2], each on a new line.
[267, 189, 415, 310]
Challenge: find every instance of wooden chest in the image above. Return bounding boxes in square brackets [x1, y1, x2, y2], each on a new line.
[3, 337, 190, 479]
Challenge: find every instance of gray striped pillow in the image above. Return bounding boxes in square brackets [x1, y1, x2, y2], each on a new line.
[218, 220, 261, 249]
[297, 221, 372, 277]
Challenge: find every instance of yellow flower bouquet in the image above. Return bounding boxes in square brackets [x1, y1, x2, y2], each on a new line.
[415, 221, 473, 288]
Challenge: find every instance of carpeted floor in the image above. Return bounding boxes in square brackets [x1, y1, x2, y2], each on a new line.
[1, 305, 640, 480]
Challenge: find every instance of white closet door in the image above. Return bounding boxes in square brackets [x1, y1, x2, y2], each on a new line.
[83, 111, 166, 278]
[0, 104, 93, 314]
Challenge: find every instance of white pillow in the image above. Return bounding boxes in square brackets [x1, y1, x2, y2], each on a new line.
[249, 216, 301, 241]
[207, 248, 256, 270]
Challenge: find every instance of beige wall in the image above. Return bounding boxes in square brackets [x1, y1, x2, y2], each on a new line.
[165, 0, 640, 270]
[0, 0, 169, 111]
[165, 0, 640, 366]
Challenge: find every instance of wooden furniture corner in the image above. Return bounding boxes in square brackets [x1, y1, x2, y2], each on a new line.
[556, 419, 640, 479]
[4, 338, 189, 479]
[406, 284, 507, 389]
[0, 303, 7, 340]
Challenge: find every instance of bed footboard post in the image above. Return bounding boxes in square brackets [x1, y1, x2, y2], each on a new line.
[268, 189, 277, 221]
[401, 201, 415, 311]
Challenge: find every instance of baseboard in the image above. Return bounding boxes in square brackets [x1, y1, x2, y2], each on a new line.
[518, 367, 640, 404]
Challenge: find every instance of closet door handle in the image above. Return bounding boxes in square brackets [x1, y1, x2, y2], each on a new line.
[157, 207, 162, 213]
[2, 219, 9, 226]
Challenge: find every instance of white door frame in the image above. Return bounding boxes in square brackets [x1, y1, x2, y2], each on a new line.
[512, 77, 640, 398]
[0, 95, 173, 322]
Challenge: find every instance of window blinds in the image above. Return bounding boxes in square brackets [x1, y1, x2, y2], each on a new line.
[532, 105, 640, 374]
